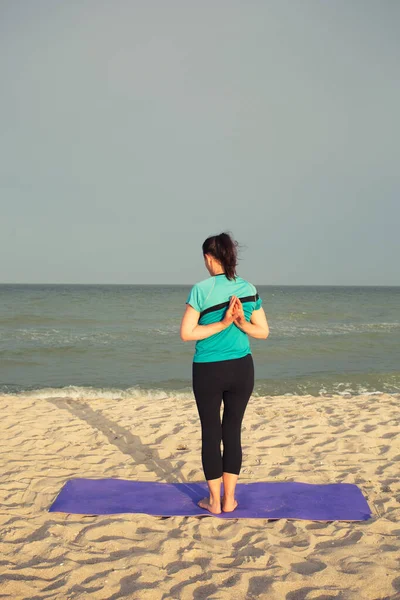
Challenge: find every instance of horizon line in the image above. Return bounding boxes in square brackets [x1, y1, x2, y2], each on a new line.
[0, 282, 399, 288]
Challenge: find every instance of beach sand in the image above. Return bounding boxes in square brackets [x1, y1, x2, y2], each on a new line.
[1, 391, 400, 600]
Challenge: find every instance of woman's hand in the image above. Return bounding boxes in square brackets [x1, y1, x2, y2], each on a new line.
[222, 296, 242, 327]
[232, 297, 246, 326]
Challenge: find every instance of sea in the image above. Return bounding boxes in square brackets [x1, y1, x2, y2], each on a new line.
[1, 284, 399, 399]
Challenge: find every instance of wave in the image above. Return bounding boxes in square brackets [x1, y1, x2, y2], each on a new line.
[0, 385, 193, 402]
[1, 382, 398, 401]
[0, 315, 100, 326]
[0, 329, 126, 347]
[275, 322, 400, 338]
[150, 325, 181, 336]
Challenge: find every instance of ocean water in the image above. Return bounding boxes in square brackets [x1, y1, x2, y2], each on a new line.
[1, 283, 399, 399]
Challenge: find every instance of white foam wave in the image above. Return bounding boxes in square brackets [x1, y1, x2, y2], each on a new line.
[150, 325, 180, 336]
[276, 322, 400, 337]
[7, 385, 194, 402]
[0, 329, 125, 345]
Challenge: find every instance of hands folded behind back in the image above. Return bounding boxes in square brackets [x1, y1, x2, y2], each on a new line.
[222, 295, 246, 327]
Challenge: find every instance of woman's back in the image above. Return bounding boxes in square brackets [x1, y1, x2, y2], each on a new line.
[186, 273, 262, 363]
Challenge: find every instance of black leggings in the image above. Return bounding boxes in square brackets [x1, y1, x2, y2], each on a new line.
[192, 353, 254, 481]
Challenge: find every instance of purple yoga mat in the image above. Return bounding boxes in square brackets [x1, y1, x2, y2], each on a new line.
[49, 479, 372, 520]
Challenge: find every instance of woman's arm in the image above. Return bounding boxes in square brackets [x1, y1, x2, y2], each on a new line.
[234, 306, 269, 339]
[180, 296, 240, 342]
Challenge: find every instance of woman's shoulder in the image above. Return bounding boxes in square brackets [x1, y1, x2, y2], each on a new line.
[192, 276, 215, 290]
[235, 276, 257, 295]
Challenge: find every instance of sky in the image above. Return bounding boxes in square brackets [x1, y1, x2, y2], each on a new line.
[0, 1, 399, 285]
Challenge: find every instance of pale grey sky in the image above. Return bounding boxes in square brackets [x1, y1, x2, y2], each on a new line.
[1, 1, 399, 285]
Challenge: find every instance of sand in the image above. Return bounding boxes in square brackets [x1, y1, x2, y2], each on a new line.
[1, 391, 400, 600]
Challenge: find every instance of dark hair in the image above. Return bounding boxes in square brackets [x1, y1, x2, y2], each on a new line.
[202, 232, 239, 281]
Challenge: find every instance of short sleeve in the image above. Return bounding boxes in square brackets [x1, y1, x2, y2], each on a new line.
[254, 290, 262, 310]
[186, 284, 202, 312]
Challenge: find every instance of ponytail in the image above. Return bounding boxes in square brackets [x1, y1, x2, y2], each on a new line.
[202, 231, 239, 280]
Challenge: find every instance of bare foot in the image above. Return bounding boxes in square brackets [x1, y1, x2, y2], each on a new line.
[198, 497, 222, 514]
[222, 496, 238, 513]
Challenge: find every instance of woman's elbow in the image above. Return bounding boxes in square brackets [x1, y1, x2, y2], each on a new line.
[180, 330, 192, 342]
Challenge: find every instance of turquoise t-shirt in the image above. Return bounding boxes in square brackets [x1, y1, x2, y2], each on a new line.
[185, 273, 262, 363]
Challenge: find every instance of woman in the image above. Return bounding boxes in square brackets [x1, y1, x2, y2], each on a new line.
[180, 232, 269, 514]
